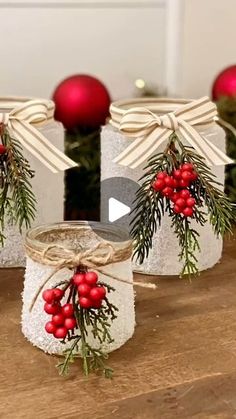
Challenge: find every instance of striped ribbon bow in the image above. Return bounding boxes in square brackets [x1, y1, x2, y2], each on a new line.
[112, 96, 233, 169]
[0, 98, 77, 173]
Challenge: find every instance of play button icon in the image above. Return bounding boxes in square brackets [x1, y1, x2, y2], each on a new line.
[108, 198, 131, 222]
[99, 176, 139, 241]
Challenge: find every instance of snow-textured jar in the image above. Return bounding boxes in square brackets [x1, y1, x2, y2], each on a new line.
[0, 97, 64, 267]
[22, 221, 135, 355]
[101, 98, 225, 275]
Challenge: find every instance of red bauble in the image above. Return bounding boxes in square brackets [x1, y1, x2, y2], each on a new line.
[61, 303, 74, 318]
[52, 75, 111, 130]
[212, 65, 236, 100]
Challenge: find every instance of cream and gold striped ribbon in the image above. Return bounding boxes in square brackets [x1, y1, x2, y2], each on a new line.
[110, 96, 233, 168]
[0, 97, 77, 173]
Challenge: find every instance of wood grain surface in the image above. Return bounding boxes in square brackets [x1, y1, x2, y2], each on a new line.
[1, 235, 236, 419]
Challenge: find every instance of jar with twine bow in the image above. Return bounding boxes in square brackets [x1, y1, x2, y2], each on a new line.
[22, 222, 154, 376]
[101, 97, 235, 276]
[0, 97, 76, 267]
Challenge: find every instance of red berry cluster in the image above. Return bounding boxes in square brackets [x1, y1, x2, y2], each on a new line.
[73, 271, 106, 309]
[43, 288, 76, 339]
[152, 163, 198, 217]
[43, 271, 107, 340]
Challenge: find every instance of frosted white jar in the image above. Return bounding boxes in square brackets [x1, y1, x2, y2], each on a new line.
[101, 98, 225, 275]
[0, 97, 64, 267]
[22, 221, 135, 355]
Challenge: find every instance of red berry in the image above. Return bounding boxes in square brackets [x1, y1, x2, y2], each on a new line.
[84, 271, 98, 286]
[164, 176, 175, 187]
[0, 144, 7, 155]
[42, 289, 55, 303]
[79, 297, 92, 309]
[97, 286, 106, 299]
[52, 313, 65, 326]
[162, 187, 173, 198]
[90, 286, 106, 301]
[156, 171, 167, 180]
[45, 321, 57, 334]
[54, 327, 68, 339]
[61, 303, 74, 317]
[181, 171, 192, 181]
[64, 317, 77, 330]
[73, 273, 86, 286]
[170, 192, 179, 203]
[92, 300, 102, 309]
[182, 207, 194, 217]
[186, 197, 196, 207]
[44, 303, 61, 315]
[53, 288, 64, 301]
[178, 179, 190, 188]
[152, 179, 165, 191]
[190, 171, 198, 181]
[173, 169, 182, 179]
[181, 163, 194, 171]
[78, 283, 91, 297]
[173, 205, 182, 214]
[175, 198, 186, 208]
[179, 189, 191, 199]
[172, 178, 178, 189]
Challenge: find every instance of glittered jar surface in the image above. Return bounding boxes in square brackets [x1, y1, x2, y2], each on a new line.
[22, 222, 135, 355]
[0, 120, 64, 267]
[101, 123, 225, 275]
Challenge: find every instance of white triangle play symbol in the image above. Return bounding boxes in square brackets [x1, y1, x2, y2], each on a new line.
[108, 197, 131, 222]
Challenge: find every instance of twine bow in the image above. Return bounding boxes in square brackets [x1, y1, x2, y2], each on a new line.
[29, 241, 156, 312]
[0, 99, 77, 173]
[111, 96, 233, 169]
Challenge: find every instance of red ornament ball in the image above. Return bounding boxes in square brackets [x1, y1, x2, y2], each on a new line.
[212, 65, 236, 100]
[52, 75, 111, 130]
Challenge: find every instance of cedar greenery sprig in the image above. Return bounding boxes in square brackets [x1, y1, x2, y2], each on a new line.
[55, 276, 118, 378]
[130, 133, 236, 277]
[0, 127, 36, 245]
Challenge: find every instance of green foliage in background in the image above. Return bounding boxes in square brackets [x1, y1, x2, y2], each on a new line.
[217, 97, 236, 203]
[65, 128, 100, 220]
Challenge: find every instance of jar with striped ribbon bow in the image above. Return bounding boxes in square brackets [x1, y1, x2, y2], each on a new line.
[0, 97, 76, 267]
[101, 97, 235, 276]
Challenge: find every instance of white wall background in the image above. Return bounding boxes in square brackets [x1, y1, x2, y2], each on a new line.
[0, 0, 235, 100]
[0, 0, 167, 100]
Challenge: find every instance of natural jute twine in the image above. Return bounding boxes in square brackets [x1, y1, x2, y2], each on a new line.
[27, 238, 157, 312]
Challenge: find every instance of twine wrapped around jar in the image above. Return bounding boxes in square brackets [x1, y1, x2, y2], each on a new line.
[22, 222, 155, 355]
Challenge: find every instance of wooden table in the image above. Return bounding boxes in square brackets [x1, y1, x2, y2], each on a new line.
[1, 235, 236, 419]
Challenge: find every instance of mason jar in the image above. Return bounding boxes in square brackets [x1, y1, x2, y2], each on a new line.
[22, 221, 135, 355]
[101, 98, 225, 275]
[0, 97, 64, 267]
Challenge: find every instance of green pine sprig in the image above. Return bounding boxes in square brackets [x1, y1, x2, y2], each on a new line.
[0, 129, 36, 244]
[56, 279, 118, 378]
[130, 133, 236, 278]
